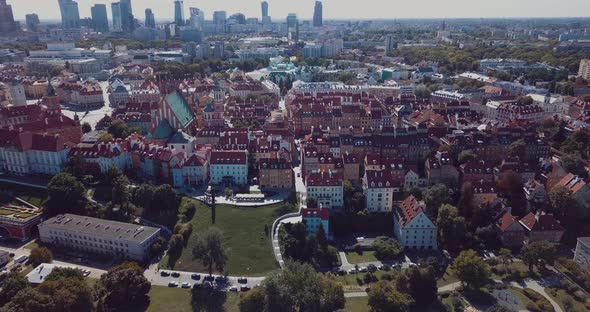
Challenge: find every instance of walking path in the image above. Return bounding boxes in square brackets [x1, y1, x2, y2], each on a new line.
[437, 279, 563, 312]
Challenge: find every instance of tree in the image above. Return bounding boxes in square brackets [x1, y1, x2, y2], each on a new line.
[0, 273, 29, 305]
[132, 183, 155, 212]
[437, 204, 467, 251]
[424, 184, 449, 217]
[405, 266, 437, 307]
[458, 182, 474, 217]
[372, 237, 403, 260]
[499, 248, 512, 270]
[224, 188, 233, 199]
[549, 185, 576, 217]
[561, 153, 588, 179]
[367, 281, 414, 312]
[192, 227, 227, 276]
[29, 247, 53, 267]
[497, 170, 523, 198]
[509, 138, 526, 159]
[64, 155, 86, 179]
[99, 132, 114, 143]
[521, 240, 556, 272]
[452, 250, 490, 290]
[95, 262, 151, 312]
[37, 274, 93, 312]
[153, 184, 181, 213]
[111, 175, 130, 209]
[81, 122, 92, 134]
[238, 287, 266, 312]
[260, 261, 345, 312]
[458, 150, 477, 164]
[46, 173, 88, 216]
[105, 165, 123, 185]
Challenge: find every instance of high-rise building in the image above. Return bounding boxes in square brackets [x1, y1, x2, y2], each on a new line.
[287, 13, 299, 42]
[214, 41, 225, 59]
[213, 11, 226, 25]
[145, 8, 155, 28]
[25, 13, 40, 32]
[90, 4, 108, 33]
[174, 0, 185, 26]
[313, 0, 323, 27]
[120, 0, 134, 33]
[579, 59, 590, 81]
[261, 1, 268, 19]
[384, 35, 397, 55]
[189, 8, 204, 30]
[111, 2, 122, 32]
[58, 0, 80, 29]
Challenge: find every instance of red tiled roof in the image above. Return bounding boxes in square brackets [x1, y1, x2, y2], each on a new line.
[301, 207, 329, 220]
[306, 171, 343, 187]
[396, 195, 426, 228]
[210, 151, 247, 165]
[519, 212, 564, 232]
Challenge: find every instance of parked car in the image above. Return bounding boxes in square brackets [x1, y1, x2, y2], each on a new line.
[229, 286, 238, 292]
[181, 282, 191, 288]
[168, 281, 178, 287]
[348, 269, 357, 274]
[160, 271, 170, 277]
[171, 272, 180, 277]
[191, 273, 201, 280]
[238, 277, 248, 284]
[359, 266, 368, 273]
[215, 276, 227, 282]
[204, 275, 215, 282]
[337, 269, 347, 276]
[240, 285, 251, 292]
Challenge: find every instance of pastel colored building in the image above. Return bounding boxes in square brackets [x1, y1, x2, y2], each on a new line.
[209, 151, 248, 185]
[394, 195, 437, 250]
[301, 207, 329, 237]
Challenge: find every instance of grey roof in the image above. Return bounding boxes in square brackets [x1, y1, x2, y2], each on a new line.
[578, 237, 590, 247]
[26, 263, 76, 284]
[39, 214, 160, 243]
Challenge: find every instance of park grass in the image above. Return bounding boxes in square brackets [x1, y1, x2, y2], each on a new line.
[344, 296, 369, 311]
[546, 287, 590, 312]
[333, 270, 402, 293]
[160, 197, 297, 276]
[147, 286, 239, 312]
[345, 251, 378, 264]
[509, 287, 538, 309]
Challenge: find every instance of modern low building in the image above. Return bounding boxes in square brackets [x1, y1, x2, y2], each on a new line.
[574, 237, 590, 274]
[301, 207, 329, 237]
[393, 195, 437, 250]
[38, 214, 161, 262]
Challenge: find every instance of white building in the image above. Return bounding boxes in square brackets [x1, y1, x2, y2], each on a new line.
[38, 214, 161, 261]
[305, 170, 343, 210]
[209, 151, 248, 185]
[393, 195, 438, 250]
[363, 170, 396, 212]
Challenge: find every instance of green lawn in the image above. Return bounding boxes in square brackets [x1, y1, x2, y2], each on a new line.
[345, 251, 378, 264]
[160, 197, 297, 276]
[343, 296, 369, 311]
[333, 270, 402, 293]
[546, 287, 590, 312]
[437, 267, 460, 288]
[147, 286, 240, 312]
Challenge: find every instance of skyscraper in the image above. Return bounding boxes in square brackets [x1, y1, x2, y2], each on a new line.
[145, 8, 155, 28]
[384, 34, 397, 55]
[111, 2, 122, 32]
[287, 13, 299, 42]
[91, 4, 109, 33]
[213, 11, 226, 25]
[261, 1, 268, 20]
[58, 0, 80, 29]
[25, 13, 40, 32]
[174, 0, 185, 26]
[313, 0, 323, 27]
[120, 0, 134, 33]
[189, 8, 205, 30]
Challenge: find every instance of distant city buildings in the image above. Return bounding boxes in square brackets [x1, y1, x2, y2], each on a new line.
[145, 8, 155, 28]
[261, 1, 269, 21]
[579, 59, 590, 81]
[174, 0, 185, 26]
[91, 4, 109, 33]
[58, 0, 80, 29]
[213, 11, 226, 25]
[384, 35, 397, 55]
[313, 0, 323, 27]
[25, 13, 40, 32]
[0, 0, 17, 33]
[287, 13, 299, 42]
[189, 7, 205, 30]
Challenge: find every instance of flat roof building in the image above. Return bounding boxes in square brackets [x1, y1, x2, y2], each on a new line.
[38, 214, 160, 262]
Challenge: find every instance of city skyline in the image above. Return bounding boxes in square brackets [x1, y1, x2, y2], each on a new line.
[7, 0, 590, 22]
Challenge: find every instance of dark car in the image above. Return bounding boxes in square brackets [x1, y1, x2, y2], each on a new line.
[204, 275, 215, 282]
[240, 285, 251, 292]
[160, 271, 170, 277]
[191, 273, 201, 280]
[237, 277, 248, 284]
[214, 276, 227, 282]
[171, 272, 180, 278]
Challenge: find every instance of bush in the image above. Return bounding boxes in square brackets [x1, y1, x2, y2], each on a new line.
[180, 202, 197, 222]
[372, 237, 402, 260]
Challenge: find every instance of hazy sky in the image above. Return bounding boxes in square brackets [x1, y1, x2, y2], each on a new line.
[8, 0, 590, 21]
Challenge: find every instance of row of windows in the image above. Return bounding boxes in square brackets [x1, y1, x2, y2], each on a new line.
[47, 230, 130, 247]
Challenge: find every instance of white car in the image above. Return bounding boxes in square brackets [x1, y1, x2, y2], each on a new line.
[181, 282, 191, 288]
[168, 281, 179, 287]
[359, 266, 368, 272]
